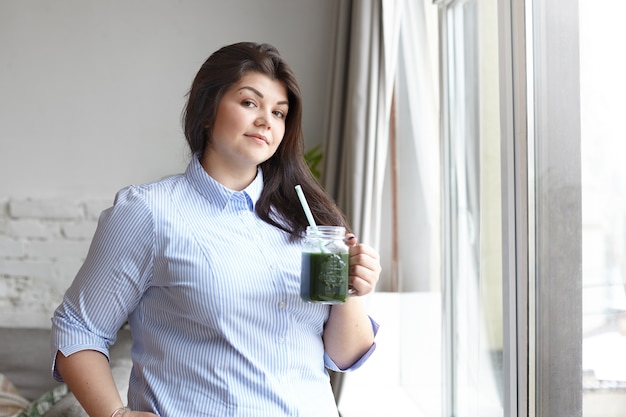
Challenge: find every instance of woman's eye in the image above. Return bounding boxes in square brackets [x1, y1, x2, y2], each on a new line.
[242, 100, 256, 108]
[273, 110, 285, 119]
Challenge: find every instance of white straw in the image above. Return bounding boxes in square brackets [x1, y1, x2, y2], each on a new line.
[295, 185, 326, 253]
[295, 185, 318, 231]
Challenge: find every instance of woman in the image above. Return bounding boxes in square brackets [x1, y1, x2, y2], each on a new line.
[51, 42, 380, 417]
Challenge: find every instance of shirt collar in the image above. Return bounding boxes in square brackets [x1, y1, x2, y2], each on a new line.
[185, 154, 263, 211]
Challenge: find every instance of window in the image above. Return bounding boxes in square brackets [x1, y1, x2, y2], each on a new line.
[439, 0, 504, 415]
[580, 0, 626, 414]
[440, 0, 584, 415]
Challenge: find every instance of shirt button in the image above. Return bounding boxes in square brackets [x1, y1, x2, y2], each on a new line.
[279, 301, 286, 309]
[269, 264, 277, 270]
[279, 337, 285, 344]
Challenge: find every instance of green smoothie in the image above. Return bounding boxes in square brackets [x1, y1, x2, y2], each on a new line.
[300, 252, 349, 304]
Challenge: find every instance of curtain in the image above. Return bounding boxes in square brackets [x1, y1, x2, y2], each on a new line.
[321, 0, 440, 412]
[321, 0, 398, 406]
[321, 0, 399, 247]
[321, 0, 439, 291]
[383, 0, 440, 292]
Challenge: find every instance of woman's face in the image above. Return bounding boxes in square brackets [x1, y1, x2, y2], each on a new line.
[203, 71, 289, 184]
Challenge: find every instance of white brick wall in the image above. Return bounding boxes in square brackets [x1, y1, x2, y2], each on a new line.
[0, 197, 110, 328]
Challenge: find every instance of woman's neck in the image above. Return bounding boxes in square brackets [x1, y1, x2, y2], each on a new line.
[200, 152, 257, 191]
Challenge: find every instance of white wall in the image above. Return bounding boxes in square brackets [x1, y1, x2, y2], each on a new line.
[0, 0, 336, 328]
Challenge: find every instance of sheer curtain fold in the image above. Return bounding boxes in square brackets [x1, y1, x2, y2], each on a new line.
[391, 0, 441, 292]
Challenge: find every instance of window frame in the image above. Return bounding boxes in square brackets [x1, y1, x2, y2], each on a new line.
[436, 0, 582, 415]
[530, 0, 583, 415]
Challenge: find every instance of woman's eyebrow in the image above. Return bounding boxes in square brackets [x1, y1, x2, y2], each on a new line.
[238, 86, 289, 106]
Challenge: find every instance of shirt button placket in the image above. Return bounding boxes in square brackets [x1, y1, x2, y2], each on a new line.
[277, 298, 289, 347]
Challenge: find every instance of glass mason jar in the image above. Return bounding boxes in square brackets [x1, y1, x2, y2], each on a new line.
[300, 226, 349, 304]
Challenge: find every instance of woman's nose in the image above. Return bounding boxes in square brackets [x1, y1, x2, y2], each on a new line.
[254, 113, 271, 129]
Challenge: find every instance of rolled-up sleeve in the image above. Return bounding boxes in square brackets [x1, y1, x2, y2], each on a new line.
[51, 185, 154, 381]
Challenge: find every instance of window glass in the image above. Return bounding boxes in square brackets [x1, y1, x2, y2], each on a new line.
[443, 0, 504, 415]
[580, 0, 626, 414]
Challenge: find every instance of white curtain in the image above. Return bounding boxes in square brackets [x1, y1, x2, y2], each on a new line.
[322, 0, 439, 291]
[383, 0, 440, 292]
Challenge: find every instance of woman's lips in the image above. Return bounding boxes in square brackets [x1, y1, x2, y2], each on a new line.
[246, 133, 268, 144]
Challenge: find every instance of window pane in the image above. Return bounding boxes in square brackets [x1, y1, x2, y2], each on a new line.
[580, 0, 626, 414]
[443, 0, 503, 415]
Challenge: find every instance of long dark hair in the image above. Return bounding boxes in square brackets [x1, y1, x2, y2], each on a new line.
[182, 42, 349, 240]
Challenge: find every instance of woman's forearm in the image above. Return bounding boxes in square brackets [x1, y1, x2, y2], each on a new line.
[322, 296, 375, 370]
[55, 350, 125, 417]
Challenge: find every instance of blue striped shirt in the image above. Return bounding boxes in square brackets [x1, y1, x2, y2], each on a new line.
[51, 155, 377, 417]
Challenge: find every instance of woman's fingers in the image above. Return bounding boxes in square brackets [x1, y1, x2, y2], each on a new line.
[347, 242, 381, 296]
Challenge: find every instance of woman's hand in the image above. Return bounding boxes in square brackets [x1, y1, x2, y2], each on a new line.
[322, 233, 380, 368]
[344, 234, 381, 296]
